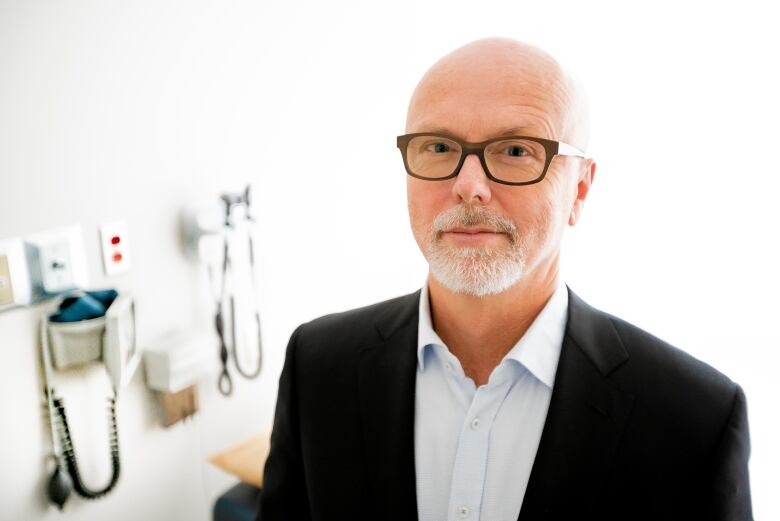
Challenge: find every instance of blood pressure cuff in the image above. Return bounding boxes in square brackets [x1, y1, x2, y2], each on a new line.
[49, 289, 119, 323]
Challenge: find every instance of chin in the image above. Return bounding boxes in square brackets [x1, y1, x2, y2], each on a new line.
[428, 247, 526, 297]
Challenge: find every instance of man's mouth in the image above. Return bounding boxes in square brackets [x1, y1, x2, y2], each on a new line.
[441, 227, 506, 245]
[446, 227, 500, 234]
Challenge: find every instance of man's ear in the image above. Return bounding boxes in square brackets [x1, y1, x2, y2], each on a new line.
[568, 158, 596, 226]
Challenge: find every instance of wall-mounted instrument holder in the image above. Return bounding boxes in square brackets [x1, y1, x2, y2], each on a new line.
[180, 184, 264, 397]
[39, 289, 139, 510]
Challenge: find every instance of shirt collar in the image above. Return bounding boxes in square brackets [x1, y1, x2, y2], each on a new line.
[417, 275, 569, 388]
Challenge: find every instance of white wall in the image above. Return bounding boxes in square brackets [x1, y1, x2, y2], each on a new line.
[0, 1, 777, 520]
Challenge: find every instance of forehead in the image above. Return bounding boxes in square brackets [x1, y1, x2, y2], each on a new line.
[406, 58, 568, 142]
[410, 123, 549, 142]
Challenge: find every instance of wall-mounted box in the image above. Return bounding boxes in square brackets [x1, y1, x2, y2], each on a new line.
[0, 226, 89, 313]
[25, 225, 89, 296]
[144, 330, 211, 393]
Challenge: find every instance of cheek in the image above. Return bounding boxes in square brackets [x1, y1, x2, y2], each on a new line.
[497, 188, 542, 224]
[499, 190, 559, 240]
[407, 182, 432, 246]
[407, 180, 445, 240]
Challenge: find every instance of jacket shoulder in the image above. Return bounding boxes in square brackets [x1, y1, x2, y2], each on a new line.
[605, 311, 736, 395]
[567, 287, 738, 400]
[294, 289, 420, 363]
[596, 309, 741, 441]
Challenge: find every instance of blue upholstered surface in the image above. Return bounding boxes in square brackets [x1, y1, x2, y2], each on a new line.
[213, 482, 261, 521]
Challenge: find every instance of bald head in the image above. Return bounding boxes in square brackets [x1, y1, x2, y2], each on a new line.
[406, 37, 590, 152]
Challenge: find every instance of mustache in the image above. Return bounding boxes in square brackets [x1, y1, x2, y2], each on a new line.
[431, 204, 518, 244]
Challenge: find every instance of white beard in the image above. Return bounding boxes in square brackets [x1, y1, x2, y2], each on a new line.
[425, 204, 531, 297]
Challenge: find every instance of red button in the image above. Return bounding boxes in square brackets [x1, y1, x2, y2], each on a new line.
[111, 236, 121, 245]
[113, 252, 123, 263]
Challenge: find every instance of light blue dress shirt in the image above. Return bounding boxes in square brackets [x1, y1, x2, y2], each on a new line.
[414, 276, 569, 521]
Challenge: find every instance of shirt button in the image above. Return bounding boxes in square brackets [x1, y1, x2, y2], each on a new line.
[470, 417, 481, 430]
[457, 505, 471, 518]
[444, 361, 453, 371]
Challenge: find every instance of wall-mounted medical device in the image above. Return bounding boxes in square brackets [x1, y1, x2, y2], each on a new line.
[0, 225, 89, 312]
[143, 329, 211, 427]
[180, 184, 264, 396]
[40, 289, 140, 510]
[144, 329, 211, 393]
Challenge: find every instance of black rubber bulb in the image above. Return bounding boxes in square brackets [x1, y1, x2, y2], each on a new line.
[47, 465, 73, 510]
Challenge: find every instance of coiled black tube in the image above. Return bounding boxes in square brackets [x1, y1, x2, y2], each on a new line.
[51, 393, 121, 499]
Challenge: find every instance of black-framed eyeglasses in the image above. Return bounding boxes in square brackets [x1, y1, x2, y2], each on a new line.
[396, 132, 586, 186]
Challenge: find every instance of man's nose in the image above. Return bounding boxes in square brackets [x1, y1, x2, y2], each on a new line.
[451, 153, 492, 205]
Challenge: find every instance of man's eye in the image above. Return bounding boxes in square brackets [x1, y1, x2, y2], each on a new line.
[505, 146, 528, 157]
[427, 142, 451, 153]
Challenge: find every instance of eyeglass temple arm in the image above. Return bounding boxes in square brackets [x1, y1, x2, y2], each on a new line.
[557, 141, 586, 158]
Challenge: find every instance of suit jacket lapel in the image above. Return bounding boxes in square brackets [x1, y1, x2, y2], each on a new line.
[357, 290, 421, 520]
[518, 285, 635, 519]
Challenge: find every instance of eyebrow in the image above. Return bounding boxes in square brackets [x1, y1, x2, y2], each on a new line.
[416, 125, 546, 139]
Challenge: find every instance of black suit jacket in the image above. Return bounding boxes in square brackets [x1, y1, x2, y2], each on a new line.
[257, 285, 752, 520]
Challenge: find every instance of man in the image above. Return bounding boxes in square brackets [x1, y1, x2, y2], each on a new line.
[257, 38, 752, 521]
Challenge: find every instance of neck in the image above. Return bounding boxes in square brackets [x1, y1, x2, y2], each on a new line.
[427, 254, 561, 386]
